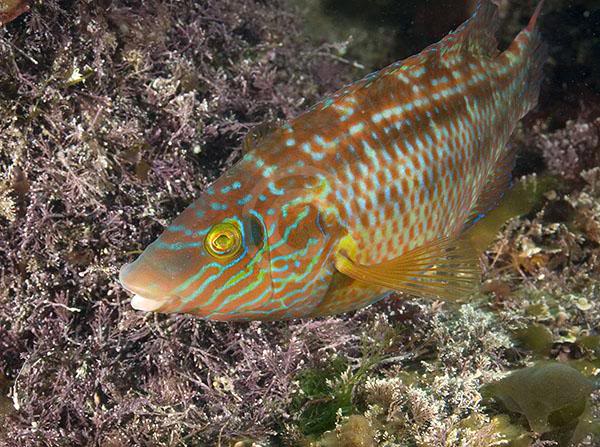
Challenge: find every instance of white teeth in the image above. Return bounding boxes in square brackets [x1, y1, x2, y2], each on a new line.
[131, 295, 164, 311]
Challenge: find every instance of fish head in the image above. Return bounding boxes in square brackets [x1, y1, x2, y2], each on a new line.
[119, 166, 274, 321]
[119, 156, 338, 321]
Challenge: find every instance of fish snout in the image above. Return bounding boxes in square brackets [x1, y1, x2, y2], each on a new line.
[119, 259, 183, 313]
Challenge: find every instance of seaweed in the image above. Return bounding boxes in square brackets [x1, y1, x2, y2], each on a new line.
[1, 0, 599, 445]
[484, 362, 599, 446]
[0, 0, 356, 444]
[314, 414, 376, 447]
[291, 356, 355, 436]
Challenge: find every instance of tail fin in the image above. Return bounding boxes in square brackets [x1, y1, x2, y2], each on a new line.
[511, 0, 547, 116]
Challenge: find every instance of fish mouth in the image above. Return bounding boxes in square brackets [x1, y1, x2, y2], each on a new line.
[119, 262, 180, 312]
[130, 294, 171, 311]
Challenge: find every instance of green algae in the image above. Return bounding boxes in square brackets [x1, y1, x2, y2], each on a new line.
[314, 415, 376, 447]
[524, 301, 553, 320]
[577, 335, 600, 353]
[465, 175, 559, 253]
[484, 362, 598, 446]
[514, 323, 554, 356]
[292, 356, 356, 436]
[473, 415, 534, 447]
[291, 318, 398, 438]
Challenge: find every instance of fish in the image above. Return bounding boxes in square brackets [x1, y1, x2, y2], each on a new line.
[119, 0, 546, 321]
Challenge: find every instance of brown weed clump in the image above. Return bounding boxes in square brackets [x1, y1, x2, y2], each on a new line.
[0, 0, 355, 445]
[534, 118, 600, 182]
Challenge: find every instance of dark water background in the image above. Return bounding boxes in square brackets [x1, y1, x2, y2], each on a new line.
[297, 0, 600, 123]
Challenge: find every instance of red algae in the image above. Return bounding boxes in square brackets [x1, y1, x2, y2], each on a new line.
[0, 0, 599, 445]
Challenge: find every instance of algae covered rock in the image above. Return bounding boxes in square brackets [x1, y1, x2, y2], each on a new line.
[485, 362, 597, 445]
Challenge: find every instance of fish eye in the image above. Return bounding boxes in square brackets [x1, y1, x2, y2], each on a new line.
[205, 222, 242, 258]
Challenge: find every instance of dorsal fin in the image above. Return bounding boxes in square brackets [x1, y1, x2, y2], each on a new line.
[510, 0, 547, 116]
[242, 120, 280, 154]
[526, 0, 545, 33]
[434, 0, 500, 58]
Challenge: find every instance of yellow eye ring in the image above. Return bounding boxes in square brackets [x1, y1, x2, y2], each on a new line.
[205, 222, 242, 258]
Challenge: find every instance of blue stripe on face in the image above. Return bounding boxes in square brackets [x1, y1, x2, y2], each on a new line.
[194, 245, 268, 311]
[268, 182, 285, 196]
[237, 194, 253, 206]
[155, 241, 203, 250]
[169, 209, 273, 314]
[210, 202, 228, 211]
[269, 206, 310, 250]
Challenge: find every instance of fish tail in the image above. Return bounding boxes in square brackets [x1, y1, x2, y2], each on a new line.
[506, 0, 547, 117]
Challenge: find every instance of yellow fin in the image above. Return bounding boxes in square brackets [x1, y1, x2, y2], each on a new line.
[464, 175, 557, 252]
[334, 236, 480, 301]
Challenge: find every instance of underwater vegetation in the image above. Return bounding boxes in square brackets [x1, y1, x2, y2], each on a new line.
[0, 0, 356, 444]
[0, 0, 29, 27]
[484, 362, 598, 446]
[0, 0, 599, 446]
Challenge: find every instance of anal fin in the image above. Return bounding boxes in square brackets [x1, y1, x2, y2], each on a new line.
[464, 174, 554, 253]
[464, 146, 518, 230]
[334, 236, 480, 301]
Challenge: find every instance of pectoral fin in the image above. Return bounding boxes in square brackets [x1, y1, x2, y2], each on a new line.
[334, 236, 480, 301]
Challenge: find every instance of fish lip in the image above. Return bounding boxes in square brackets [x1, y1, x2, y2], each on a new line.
[118, 262, 137, 294]
[118, 262, 158, 297]
[130, 294, 171, 312]
[119, 262, 180, 312]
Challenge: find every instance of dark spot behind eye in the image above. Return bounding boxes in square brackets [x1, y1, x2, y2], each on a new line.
[245, 214, 265, 248]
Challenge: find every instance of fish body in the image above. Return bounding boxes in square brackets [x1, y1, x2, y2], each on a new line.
[119, 0, 546, 321]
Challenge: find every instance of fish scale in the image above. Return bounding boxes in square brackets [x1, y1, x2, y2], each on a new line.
[293, 64, 496, 261]
[119, 0, 546, 321]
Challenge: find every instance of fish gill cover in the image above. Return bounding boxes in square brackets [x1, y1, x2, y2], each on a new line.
[0, 0, 599, 446]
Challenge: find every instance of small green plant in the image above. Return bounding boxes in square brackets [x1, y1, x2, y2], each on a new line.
[292, 317, 396, 437]
[292, 356, 355, 436]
